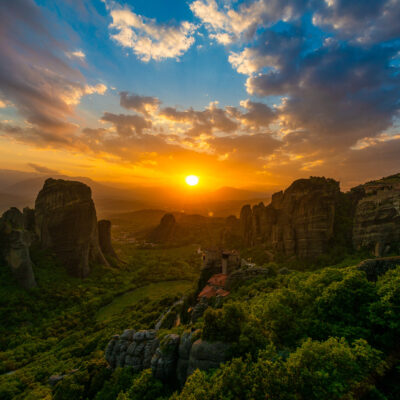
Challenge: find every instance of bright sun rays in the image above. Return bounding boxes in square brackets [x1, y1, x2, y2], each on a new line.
[185, 175, 199, 186]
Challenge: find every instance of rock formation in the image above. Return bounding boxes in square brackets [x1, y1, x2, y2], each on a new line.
[239, 177, 340, 258]
[148, 213, 176, 243]
[98, 219, 118, 261]
[353, 177, 400, 256]
[0, 207, 36, 289]
[186, 339, 231, 377]
[105, 329, 230, 386]
[34, 178, 108, 277]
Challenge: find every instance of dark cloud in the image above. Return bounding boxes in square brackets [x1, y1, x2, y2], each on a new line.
[100, 112, 152, 136]
[160, 104, 239, 137]
[246, 26, 400, 152]
[227, 100, 276, 129]
[120, 91, 161, 116]
[313, 0, 400, 44]
[27, 163, 60, 174]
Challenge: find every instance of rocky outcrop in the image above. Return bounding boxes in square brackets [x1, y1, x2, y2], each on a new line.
[186, 339, 231, 377]
[105, 329, 230, 386]
[148, 213, 176, 243]
[353, 179, 400, 256]
[105, 329, 159, 371]
[98, 219, 118, 260]
[357, 256, 400, 281]
[151, 334, 180, 382]
[240, 177, 340, 258]
[0, 207, 36, 289]
[34, 178, 107, 277]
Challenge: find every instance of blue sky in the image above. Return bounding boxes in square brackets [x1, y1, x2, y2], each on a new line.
[0, 0, 400, 190]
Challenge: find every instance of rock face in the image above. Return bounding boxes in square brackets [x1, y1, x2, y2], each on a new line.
[240, 177, 340, 258]
[98, 219, 118, 260]
[186, 339, 231, 377]
[105, 329, 159, 371]
[0, 207, 36, 289]
[151, 334, 180, 381]
[353, 179, 400, 256]
[105, 329, 230, 386]
[34, 178, 108, 277]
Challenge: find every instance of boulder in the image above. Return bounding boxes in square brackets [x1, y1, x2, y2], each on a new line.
[186, 339, 231, 377]
[34, 178, 107, 277]
[0, 207, 36, 289]
[98, 219, 118, 261]
[176, 330, 200, 387]
[151, 334, 180, 382]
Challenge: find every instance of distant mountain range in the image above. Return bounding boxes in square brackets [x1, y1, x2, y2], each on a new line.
[0, 169, 270, 217]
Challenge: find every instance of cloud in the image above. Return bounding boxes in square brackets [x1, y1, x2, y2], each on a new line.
[242, 26, 400, 152]
[190, 0, 308, 44]
[159, 101, 238, 137]
[120, 91, 161, 115]
[227, 100, 276, 129]
[190, 0, 264, 43]
[66, 50, 86, 60]
[0, 0, 106, 143]
[108, 6, 197, 61]
[100, 112, 152, 136]
[210, 132, 281, 163]
[313, 0, 400, 44]
[27, 163, 60, 174]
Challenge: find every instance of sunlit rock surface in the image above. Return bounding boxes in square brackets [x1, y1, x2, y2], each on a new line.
[353, 178, 400, 256]
[34, 178, 108, 277]
[240, 177, 339, 258]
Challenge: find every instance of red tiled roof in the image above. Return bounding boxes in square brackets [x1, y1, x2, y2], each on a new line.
[208, 273, 228, 288]
[198, 284, 230, 299]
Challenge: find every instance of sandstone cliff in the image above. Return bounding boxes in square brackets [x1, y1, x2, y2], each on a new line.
[240, 177, 340, 258]
[0, 207, 36, 289]
[353, 174, 400, 256]
[34, 178, 108, 277]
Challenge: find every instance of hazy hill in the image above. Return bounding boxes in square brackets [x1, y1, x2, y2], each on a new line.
[0, 169, 269, 216]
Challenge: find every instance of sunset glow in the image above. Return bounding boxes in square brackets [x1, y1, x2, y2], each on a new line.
[0, 0, 399, 192]
[185, 175, 199, 186]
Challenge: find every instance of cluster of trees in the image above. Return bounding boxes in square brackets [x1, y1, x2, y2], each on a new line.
[1, 239, 399, 399]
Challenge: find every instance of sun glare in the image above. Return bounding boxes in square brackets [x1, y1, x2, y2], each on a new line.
[185, 175, 199, 186]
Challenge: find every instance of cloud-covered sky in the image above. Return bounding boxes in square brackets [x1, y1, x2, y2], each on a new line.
[0, 0, 399, 191]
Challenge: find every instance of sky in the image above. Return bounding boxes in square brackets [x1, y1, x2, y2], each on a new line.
[0, 0, 400, 192]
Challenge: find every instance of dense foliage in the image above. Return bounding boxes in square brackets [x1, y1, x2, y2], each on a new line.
[1, 239, 400, 399]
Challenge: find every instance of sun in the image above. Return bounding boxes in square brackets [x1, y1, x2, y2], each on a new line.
[185, 175, 199, 186]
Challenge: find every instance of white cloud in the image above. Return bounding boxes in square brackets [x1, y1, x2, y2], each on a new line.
[109, 7, 197, 62]
[66, 50, 86, 60]
[229, 48, 278, 75]
[190, 0, 265, 44]
[61, 83, 107, 106]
